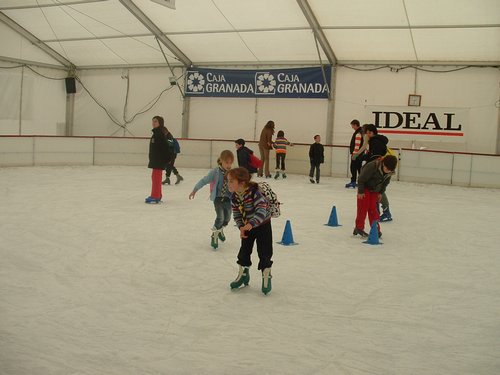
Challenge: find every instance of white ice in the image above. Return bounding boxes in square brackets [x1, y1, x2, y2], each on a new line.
[1, 166, 499, 375]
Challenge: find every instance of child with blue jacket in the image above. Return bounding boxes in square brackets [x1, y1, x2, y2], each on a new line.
[189, 150, 234, 249]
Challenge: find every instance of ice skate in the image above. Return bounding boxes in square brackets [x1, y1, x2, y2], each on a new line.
[218, 227, 226, 242]
[211, 228, 219, 249]
[145, 196, 161, 204]
[353, 228, 368, 237]
[261, 268, 272, 295]
[309, 178, 315, 184]
[345, 181, 356, 189]
[230, 266, 250, 289]
[274, 171, 280, 179]
[282, 172, 287, 179]
[379, 209, 393, 222]
[162, 177, 170, 185]
[175, 174, 184, 185]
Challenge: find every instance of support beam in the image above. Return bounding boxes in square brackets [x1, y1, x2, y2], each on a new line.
[325, 66, 337, 146]
[496, 95, 500, 155]
[337, 60, 500, 67]
[0, 0, 108, 10]
[296, 0, 337, 66]
[0, 12, 74, 69]
[181, 97, 190, 138]
[118, 0, 192, 67]
[65, 93, 75, 136]
[0, 56, 66, 70]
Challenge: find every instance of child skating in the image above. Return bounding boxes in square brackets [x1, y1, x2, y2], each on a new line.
[189, 150, 234, 249]
[227, 167, 273, 295]
[145, 115, 173, 204]
[353, 155, 397, 238]
[273, 130, 293, 179]
[309, 135, 324, 183]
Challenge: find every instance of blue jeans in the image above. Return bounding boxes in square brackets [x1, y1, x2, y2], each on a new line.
[214, 197, 232, 229]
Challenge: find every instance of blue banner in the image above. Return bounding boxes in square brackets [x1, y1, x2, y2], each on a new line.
[185, 67, 331, 99]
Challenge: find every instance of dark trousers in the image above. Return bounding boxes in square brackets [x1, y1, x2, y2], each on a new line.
[276, 153, 286, 170]
[309, 162, 321, 182]
[165, 154, 178, 177]
[350, 157, 363, 183]
[237, 221, 273, 270]
[213, 197, 232, 229]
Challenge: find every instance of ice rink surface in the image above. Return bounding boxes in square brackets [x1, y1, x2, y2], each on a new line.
[1, 166, 499, 375]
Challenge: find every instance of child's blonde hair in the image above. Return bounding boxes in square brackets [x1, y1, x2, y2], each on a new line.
[217, 150, 234, 165]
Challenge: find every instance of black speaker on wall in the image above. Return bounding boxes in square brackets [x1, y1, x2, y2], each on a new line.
[65, 77, 76, 94]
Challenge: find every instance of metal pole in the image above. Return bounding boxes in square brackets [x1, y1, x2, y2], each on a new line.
[19, 66, 24, 135]
[181, 96, 190, 138]
[253, 98, 259, 141]
[65, 93, 75, 136]
[326, 66, 336, 145]
[451, 153, 455, 185]
[496, 95, 500, 154]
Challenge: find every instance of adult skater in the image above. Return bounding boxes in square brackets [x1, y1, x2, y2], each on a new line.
[258, 120, 275, 178]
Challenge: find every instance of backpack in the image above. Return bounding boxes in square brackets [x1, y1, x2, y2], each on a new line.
[385, 147, 396, 157]
[257, 182, 281, 218]
[249, 153, 262, 169]
[172, 138, 181, 154]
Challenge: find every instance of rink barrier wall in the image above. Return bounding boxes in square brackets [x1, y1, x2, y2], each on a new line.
[1, 136, 499, 189]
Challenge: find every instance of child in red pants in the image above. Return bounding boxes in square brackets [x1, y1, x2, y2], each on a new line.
[146, 115, 173, 204]
[353, 155, 398, 237]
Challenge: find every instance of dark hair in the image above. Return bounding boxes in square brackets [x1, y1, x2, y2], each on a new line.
[235, 138, 245, 146]
[314, 134, 320, 140]
[364, 124, 378, 134]
[351, 119, 360, 127]
[277, 130, 284, 138]
[152, 115, 164, 127]
[227, 167, 258, 189]
[382, 155, 398, 171]
[217, 150, 234, 165]
[265, 120, 275, 129]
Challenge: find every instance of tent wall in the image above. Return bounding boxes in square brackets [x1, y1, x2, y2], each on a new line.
[0, 22, 64, 67]
[0, 63, 66, 136]
[189, 97, 328, 144]
[0, 64, 498, 153]
[74, 67, 184, 137]
[2, 136, 500, 189]
[333, 66, 500, 153]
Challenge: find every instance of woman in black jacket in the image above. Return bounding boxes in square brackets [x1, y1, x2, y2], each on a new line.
[146, 115, 172, 203]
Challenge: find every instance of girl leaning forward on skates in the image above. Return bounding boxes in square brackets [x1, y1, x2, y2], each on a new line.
[227, 167, 273, 295]
[189, 150, 234, 249]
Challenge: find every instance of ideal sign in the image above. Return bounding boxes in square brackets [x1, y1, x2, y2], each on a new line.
[366, 106, 468, 140]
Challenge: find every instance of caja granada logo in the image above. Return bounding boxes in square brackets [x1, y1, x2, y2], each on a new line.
[186, 71, 205, 93]
[255, 72, 277, 95]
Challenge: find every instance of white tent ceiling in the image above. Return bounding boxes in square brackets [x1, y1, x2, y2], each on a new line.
[0, 0, 499, 69]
